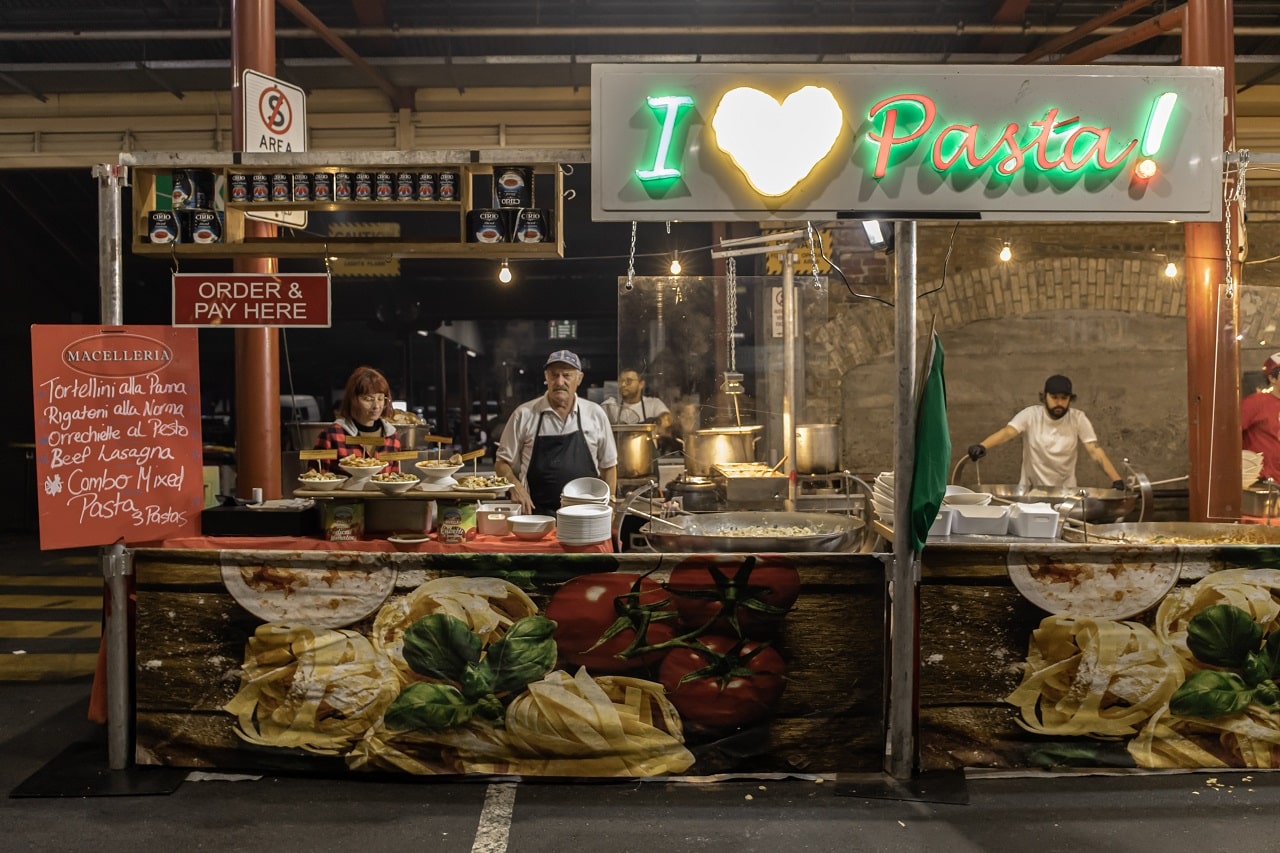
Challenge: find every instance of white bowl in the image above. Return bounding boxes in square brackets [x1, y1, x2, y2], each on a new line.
[562, 476, 611, 501]
[339, 458, 385, 488]
[387, 533, 431, 552]
[507, 514, 555, 540]
[414, 461, 464, 482]
[371, 474, 420, 494]
[944, 492, 993, 506]
[945, 485, 974, 496]
[296, 473, 347, 490]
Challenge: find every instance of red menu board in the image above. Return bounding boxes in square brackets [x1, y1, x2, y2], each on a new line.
[31, 325, 204, 550]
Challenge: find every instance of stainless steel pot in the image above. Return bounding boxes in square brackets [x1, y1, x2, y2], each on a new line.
[679, 425, 762, 476]
[796, 424, 839, 474]
[638, 511, 864, 552]
[613, 424, 656, 479]
[664, 475, 723, 512]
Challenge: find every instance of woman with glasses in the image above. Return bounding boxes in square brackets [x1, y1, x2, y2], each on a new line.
[313, 366, 402, 471]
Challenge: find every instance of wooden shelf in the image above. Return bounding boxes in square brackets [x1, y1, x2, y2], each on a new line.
[130, 156, 565, 259]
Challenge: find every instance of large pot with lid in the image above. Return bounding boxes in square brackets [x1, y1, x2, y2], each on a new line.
[679, 425, 763, 476]
[613, 424, 656, 479]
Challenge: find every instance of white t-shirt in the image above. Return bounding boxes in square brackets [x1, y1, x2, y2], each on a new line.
[496, 395, 618, 481]
[1006, 405, 1100, 488]
[601, 395, 671, 425]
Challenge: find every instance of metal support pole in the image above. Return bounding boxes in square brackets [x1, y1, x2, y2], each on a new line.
[94, 162, 134, 770]
[782, 250, 797, 511]
[887, 221, 919, 781]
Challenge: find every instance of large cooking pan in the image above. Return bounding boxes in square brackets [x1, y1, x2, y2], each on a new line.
[1061, 522, 1280, 545]
[639, 511, 864, 553]
[985, 484, 1136, 524]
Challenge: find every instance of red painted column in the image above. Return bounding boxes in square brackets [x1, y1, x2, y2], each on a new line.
[1182, 0, 1241, 521]
[230, 0, 282, 499]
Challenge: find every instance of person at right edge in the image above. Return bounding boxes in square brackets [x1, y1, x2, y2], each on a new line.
[495, 350, 618, 517]
[965, 374, 1125, 491]
[1242, 352, 1280, 484]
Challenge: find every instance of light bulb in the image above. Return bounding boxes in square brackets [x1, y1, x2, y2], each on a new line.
[670, 257, 682, 275]
[1164, 261, 1177, 278]
[999, 243, 1012, 262]
[1134, 158, 1158, 180]
[498, 260, 512, 284]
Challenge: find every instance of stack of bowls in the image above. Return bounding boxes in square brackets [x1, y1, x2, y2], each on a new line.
[560, 476, 613, 508]
[556, 503, 613, 546]
[871, 471, 895, 522]
[943, 490, 993, 507]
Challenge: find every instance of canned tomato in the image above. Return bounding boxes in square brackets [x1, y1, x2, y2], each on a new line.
[353, 173, 373, 201]
[228, 174, 250, 203]
[334, 172, 352, 201]
[394, 172, 415, 201]
[271, 173, 290, 202]
[148, 210, 180, 244]
[493, 165, 533, 208]
[415, 172, 435, 201]
[250, 173, 270, 202]
[190, 210, 223, 244]
[513, 208, 549, 243]
[172, 169, 214, 210]
[291, 173, 311, 202]
[437, 171, 459, 201]
[466, 209, 507, 243]
[374, 172, 395, 201]
[312, 172, 333, 201]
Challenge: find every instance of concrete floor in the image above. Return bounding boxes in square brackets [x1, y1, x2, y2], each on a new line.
[3, 534, 1280, 852]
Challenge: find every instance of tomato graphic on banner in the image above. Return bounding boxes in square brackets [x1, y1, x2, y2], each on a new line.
[31, 325, 203, 550]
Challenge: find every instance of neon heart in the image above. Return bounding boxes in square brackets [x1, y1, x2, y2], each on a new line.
[711, 86, 844, 197]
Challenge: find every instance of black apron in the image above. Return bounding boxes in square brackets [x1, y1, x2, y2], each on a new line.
[526, 409, 598, 516]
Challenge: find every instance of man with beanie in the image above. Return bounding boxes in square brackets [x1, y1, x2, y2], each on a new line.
[965, 374, 1125, 490]
[1242, 352, 1280, 483]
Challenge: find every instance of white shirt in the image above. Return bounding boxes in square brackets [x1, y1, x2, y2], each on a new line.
[601, 395, 671, 425]
[496, 395, 618, 480]
[1007, 405, 1100, 488]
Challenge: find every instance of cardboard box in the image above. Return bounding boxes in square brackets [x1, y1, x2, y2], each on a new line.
[321, 501, 364, 541]
[365, 499, 433, 535]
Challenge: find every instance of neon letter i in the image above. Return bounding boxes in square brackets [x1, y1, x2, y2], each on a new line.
[636, 95, 694, 181]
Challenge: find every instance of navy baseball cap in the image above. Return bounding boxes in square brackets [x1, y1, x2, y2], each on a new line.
[545, 350, 582, 371]
[1044, 374, 1073, 395]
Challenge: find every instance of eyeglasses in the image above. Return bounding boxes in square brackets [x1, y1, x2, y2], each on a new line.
[358, 394, 387, 405]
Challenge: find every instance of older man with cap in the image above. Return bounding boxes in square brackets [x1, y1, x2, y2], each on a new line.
[965, 374, 1124, 490]
[495, 350, 618, 517]
[1242, 352, 1280, 483]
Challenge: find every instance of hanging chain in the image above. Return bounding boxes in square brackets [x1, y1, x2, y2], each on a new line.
[805, 222, 822, 288]
[626, 220, 637, 290]
[726, 256, 737, 372]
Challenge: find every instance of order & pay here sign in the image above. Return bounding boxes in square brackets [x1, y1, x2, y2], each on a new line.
[172, 272, 332, 327]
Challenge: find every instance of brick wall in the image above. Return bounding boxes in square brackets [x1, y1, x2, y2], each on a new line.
[807, 187, 1280, 485]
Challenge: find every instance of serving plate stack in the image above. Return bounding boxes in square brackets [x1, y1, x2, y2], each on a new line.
[871, 471, 895, 523]
[556, 503, 612, 546]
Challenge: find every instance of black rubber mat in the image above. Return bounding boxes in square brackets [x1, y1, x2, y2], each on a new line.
[10, 740, 186, 798]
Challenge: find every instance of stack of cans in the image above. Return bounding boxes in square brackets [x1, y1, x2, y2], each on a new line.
[465, 165, 549, 243]
[149, 168, 223, 244]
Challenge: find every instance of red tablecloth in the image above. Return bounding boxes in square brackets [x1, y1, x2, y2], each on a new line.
[1240, 515, 1280, 527]
[155, 533, 613, 554]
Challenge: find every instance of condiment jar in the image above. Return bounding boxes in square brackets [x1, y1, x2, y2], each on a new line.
[439, 508, 467, 544]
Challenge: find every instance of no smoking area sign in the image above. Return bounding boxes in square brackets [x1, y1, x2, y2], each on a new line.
[242, 69, 306, 153]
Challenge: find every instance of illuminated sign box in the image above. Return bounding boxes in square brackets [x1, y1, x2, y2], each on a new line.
[591, 64, 1224, 223]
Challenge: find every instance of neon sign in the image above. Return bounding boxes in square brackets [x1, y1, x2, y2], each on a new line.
[634, 87, 1177, 190]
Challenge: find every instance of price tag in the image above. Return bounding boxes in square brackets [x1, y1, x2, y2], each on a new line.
[380, 451, 419, 462]
[420, 434, 454, 445]
[299, 449, 338, 460]
[458, 448, 486, 462]
[346, 436, 384, 449]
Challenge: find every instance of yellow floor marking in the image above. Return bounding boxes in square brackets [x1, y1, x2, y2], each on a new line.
[0, 594, 102, 610]
[0, 576, 101, 587]
[0, 620, 100, 639]
[0, 653, 97, 680]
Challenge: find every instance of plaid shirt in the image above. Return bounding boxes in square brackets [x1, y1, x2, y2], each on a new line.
[313, 418, 402, 472]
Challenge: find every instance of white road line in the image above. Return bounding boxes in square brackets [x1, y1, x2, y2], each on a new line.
[472, 782, 516, 853]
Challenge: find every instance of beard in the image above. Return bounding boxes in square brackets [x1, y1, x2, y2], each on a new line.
[1046, 405, 1068, 420]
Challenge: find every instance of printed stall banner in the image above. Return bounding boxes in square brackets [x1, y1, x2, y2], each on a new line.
[31, 325, 203, 549]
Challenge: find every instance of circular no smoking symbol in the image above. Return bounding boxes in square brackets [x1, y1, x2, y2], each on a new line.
[258, 86, 293, 136]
